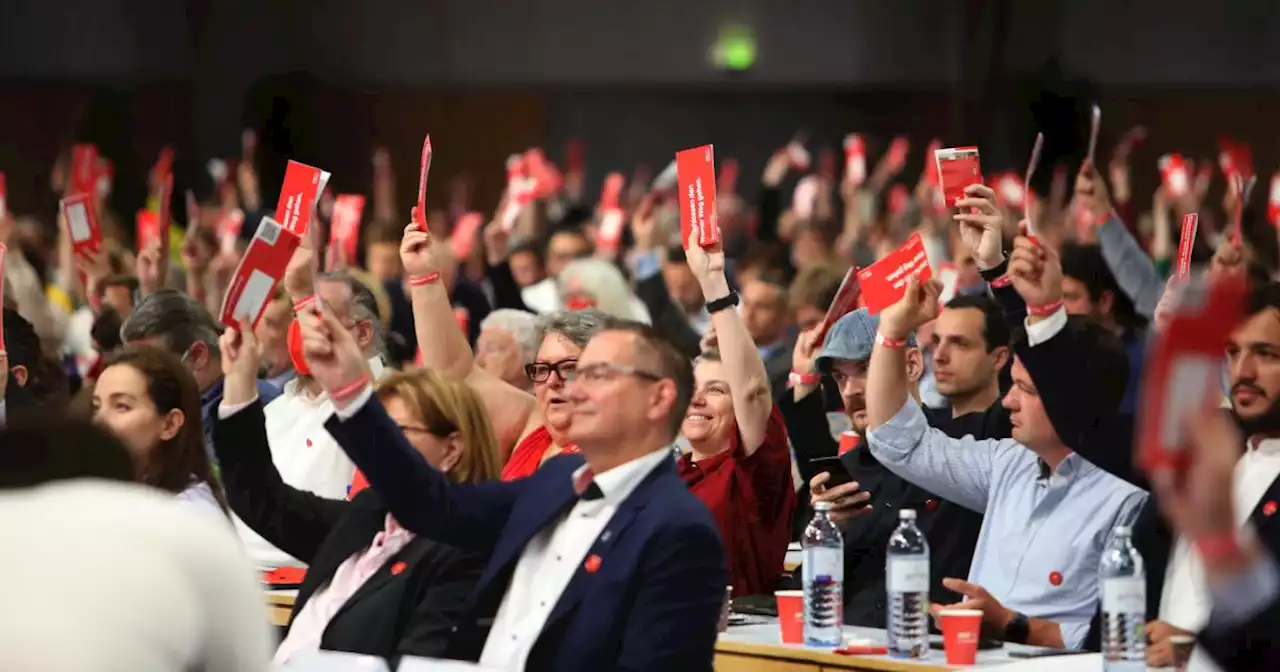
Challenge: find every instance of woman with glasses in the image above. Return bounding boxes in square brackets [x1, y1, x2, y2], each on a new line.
[397, 223, 622, 481]
[677, 230, 797, 597]
[211, 322, 500, 664]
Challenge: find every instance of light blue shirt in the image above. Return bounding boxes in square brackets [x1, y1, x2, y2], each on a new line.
[867, 400, 1147, 648]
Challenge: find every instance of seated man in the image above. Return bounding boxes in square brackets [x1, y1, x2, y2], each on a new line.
[865, 258, 1147, 649]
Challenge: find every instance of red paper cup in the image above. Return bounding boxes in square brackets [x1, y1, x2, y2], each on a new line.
[838, 431, 859, 455]
[939, 608, 982, 665]
[775, 590, 804, 644]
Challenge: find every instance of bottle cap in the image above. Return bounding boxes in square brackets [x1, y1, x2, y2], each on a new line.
[814, 501, 833, 512]
[1114, 525, 1131, 536]
[900, 508, 916, 520]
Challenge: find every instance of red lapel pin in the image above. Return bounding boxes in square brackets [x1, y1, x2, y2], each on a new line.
[924, 499, 939, 513]
[1265, 501, 1277, 517]
[390, 561, 407, 576]
[584, 555, 602, 574]
[306, 438, 313, 448]
[1049, 571, 1063, 587]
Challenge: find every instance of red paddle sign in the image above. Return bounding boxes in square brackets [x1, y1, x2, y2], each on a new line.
[219, 217, 302, 329]
[415, 136, 433, 231]
[934, 146, 982, 209]
[676, 144, 721, 249]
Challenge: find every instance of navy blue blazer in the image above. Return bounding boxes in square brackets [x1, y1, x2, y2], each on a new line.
[324, 397, 728, 671]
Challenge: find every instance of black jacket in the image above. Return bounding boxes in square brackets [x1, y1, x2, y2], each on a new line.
[213, 399, 486, 663]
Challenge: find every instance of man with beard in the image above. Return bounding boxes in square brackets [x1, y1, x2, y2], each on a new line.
[790, 308, 984, 628]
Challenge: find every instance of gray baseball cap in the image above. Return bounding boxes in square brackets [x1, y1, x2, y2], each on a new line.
[814, 308, 917, 373]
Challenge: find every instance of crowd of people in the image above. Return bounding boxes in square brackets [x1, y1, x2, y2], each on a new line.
[0, 124, 1277, 671]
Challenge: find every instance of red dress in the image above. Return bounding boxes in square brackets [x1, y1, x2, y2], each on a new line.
[501, 425, 579, 481]
[679, 406, 796, 597]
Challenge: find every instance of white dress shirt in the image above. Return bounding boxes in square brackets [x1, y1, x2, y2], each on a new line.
[0, 480, 273, 671]
[233, 356, 387, 568]
[478, 448, 672, 671]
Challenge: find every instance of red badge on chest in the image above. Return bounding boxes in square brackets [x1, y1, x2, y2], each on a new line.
[584, 555, 602, 574]
[1048, 571, 1064, 587]
[390, 561, 407, 576]
[1264, 501, 1277, 517]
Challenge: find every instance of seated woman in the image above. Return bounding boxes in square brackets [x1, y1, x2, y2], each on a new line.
[212, 322, 500, 664]
[677, 233, 796, 597]
[91, 345, 227, 518]
[397, 223, 620, 479]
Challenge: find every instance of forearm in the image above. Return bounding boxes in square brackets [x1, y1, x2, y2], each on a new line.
[866, 339, 910, 430]
[1026, 618, 1065, 648]
[410, 282, 476, 380]
[703, 275, 771, 447]
[1096, 214, 1162, 319]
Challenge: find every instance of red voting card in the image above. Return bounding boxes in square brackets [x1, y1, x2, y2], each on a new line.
[0, 242, 6, 349]
[814, 267, 862, 346]
[856, 232, 932, 315]
[276, 160, 330, 237]
[676, 145, 721, 249]
[219, 217, 302, 329]
[1023, 133, 1045, 232]
[136, 210, 161, 251]
[525, 148, 563, 199]
[1269, 174, 1280, 228]
[450, 211, 485, 260]
[994, 172, 1025, 209]
[1086, 104, 1102, 164]
[922, 139, 942, 186]
[156, 172, 173, 250]
[60, 193, 102, 253]
[1160, 154, 1191, 199]
[1229, 174, 1257, 244]
[1219, 137, 1254, 183]
[844, 134, 866, 187]
[1175, 213, 1198, 280]
[415, 136, 433, 231]
[70, 144, 99, 196]
[1139, 274, 1248, 474]
[934, 147, 982, 208]
[328, 194, 366, 269]
[595, 173, 627, 252]
[718, 158, 740, 195]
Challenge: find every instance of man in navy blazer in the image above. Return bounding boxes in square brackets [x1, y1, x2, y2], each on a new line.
[294, 304, 727, 671]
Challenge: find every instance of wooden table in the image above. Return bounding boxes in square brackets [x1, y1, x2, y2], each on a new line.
[265, 589, 296, 627]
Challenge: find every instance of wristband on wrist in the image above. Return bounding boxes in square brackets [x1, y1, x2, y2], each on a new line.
[789, 370, 821, 387]
[989, 275, 1013, 289]
[1027, 299, 1064, 317]
[875, 331, 907, 350]
[293, 296, 317, 314]
[1196, 531, 1242, 562]
[408, 272, 442, 287]
[329, 372, 372, 405]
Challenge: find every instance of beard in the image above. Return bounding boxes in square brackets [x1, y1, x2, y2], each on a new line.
[1230, 386, 1280, 437]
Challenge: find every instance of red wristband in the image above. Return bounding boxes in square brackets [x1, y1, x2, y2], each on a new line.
[876, 332, 907, 350]
[989, 275, 1013, 289]
[408, 272, 441, 287]
[293, 296, 317, 314]
[329, 372, 372, 405]
[789, 370, 821, 387]
[1027, 299, 1063, 317]
[1196, 531, 1241, 562]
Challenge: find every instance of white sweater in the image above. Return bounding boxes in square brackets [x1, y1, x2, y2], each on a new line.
[0, 480, 273, 672]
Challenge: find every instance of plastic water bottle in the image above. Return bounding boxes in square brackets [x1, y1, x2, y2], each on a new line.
[1100, 525, 1146, 670]
[802, 501, 844, 646]
[886, 509, 930, 659]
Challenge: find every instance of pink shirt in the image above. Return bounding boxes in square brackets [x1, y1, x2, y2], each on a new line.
[272, 514, 416, 665]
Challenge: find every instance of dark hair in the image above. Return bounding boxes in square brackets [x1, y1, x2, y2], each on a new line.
[0, 411, 136, 489]
[1244, 281, 1280, 318]
[509, 240, 545, 266]
[545, 226, 592, 254]
[737, 242, 792, 279]
[120, 289, 222, 358]
[664, 244, 687, 264]
[364, 217, 403, 247]
[91, 307, 125, 354]
[606, 322, 695, 439]
[99, 346, 227, 512]
[102, 275, 140, 294]
[944, 295, 1010, 351]
[789, 264, 844, 310]
[3, 308, 68, 414]
[1058, 242, 1142, 329]
[1013, 315, 1128, 413]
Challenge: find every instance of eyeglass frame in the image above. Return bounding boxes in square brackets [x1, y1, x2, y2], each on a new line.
[525, 358, 579, 384]
[565, 361, 664, 385]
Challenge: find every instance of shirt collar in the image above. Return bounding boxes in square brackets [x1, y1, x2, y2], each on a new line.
[201, 376, 225, 407]
[572, 447, 670, 507]
[1249, 437, 1280, 457]
[1037, 452, 1085, 482]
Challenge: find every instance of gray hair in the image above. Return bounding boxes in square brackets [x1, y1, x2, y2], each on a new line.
[557, 258, 645, 322]
[480, 309, 540, 365]
[532, 308, 623, 354]
[120, 289, 223, 358]
[318, 272, 386, 359]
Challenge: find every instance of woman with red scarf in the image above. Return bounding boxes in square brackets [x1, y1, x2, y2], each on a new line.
[676, 228, 796, 597]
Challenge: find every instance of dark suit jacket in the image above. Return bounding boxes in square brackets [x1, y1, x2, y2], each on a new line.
[213, 400, 486, 662]
[324, 396, 728, 671]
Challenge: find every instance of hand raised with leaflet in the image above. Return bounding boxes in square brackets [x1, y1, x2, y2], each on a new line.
[952, 184, 1007, 270]
[1007, 233, 1063, 310]
[879, 272, 941, 341]
[297, 306, 373, 410]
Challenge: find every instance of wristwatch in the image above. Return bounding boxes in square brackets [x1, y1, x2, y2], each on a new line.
[1004, 611, 1030, 644]
[706, 291, 740, 314]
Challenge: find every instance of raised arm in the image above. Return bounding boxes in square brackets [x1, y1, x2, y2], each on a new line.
[685, 228, 771, 452]
[1075, 159, 1163, 319]
[400, 222, 537, 450]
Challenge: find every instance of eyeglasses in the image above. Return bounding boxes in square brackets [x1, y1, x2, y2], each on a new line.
[525, 358, 579, 384]
[566, 362, 663, 385]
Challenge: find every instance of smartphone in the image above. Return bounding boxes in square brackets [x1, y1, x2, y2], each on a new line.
[1007, 649, 1089, 659]
[809, 456, 855, 489]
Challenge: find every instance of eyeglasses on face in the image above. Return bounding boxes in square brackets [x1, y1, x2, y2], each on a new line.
[566, 362, 663, 385]
[525, 358, 579, 383]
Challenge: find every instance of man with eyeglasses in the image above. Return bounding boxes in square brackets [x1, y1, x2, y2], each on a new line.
[298, 300, 727, 671]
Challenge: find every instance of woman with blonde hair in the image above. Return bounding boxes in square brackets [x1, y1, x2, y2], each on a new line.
[212, 321, 497, 665]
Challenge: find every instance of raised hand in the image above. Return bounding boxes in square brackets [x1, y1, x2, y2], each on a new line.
[135, 245, 163, 296]
[952, 184, 1007, 270]
[400, 221, 441, 279]
[283, 244, 315, 299]
[298, 305, 372, 408]
[630, 194, 660, 252]
[1007, 234, 1063, 309]
[218, 320, 260, 407]
[1072, 158, 1114, 226]
[791, 326, 822, 378]
[684, 226, 727, 297]
[879, 273, 941, 341]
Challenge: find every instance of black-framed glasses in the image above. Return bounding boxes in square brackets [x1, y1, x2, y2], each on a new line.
[525, 358, 579, 383]
[567, 362, 663, 385]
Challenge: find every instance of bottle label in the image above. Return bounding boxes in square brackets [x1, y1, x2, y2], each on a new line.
[888, 557, 929, 592]
[1102, 577, 1145, 613]
[804, 549, 844, 582]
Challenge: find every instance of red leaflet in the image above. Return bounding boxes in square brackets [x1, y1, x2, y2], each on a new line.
[675, 145, 721, 249]
[857, 232, 932, 315]
[934, 146, 982, 209]
[219, 217, 302, 329]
